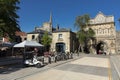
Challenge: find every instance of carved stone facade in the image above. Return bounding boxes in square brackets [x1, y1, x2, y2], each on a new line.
[88, 12, 116, 54]
[116, 31, 120, 54]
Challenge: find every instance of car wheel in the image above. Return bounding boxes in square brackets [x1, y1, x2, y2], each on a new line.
[36, 63, 41, 68]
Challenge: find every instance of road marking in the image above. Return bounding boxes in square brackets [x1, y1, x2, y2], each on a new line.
[108, 58, 112, 80]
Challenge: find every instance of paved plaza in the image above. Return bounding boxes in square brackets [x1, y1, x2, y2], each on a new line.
[0, 54, 113, 80]
[24, 55, 110, 80]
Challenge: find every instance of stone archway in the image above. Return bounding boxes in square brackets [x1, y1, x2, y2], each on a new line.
[96, 41, 108, 54]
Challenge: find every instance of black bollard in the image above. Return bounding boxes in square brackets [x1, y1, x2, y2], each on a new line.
[48, 56, 51, 64]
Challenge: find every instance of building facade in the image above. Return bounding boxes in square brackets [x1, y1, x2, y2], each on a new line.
[88, 12, 116, 54]
[15, 31, 27, 42]
[27, 13, 53, 43]
[27, 30, 48, 43]
[116, 31, 120, 54]
[51, 28, 78, 53]
[27, 12, 118, 54]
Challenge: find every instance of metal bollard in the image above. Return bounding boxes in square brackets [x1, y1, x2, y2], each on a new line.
[48, 56, 51, 64]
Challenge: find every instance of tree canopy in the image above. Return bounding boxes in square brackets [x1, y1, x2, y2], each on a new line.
[0, 0, 20, 41]
[75, 14, 90, 31]
[41, 32, 52, 51]
[75, 14, 95, 52]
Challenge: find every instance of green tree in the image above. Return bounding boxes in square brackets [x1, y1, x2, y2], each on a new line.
[76, 30, 86, 52]
[41, 32, 52, 51]
[0, 0, 20, 41]
[85, 28, 95, 53]
[75, 14, 95, 53]
[75, 14, 90, 31]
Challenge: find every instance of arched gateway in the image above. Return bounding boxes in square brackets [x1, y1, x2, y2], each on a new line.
[88, 12, 116, 54]
[96, 41, 108, 54]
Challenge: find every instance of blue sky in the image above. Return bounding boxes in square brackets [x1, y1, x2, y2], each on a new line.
[18, 0, 120, 32]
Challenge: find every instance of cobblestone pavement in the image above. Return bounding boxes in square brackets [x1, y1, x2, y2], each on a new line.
[23, 54, 110, 80]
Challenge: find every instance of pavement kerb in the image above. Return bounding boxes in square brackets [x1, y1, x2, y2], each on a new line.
[47, 56, 81, 67]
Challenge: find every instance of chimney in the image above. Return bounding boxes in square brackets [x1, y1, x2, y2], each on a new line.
[35, 27, 37, 31]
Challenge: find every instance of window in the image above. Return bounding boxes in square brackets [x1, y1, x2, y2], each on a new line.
[32, 35, 35, 40]
[24, 38, 27, 40]
[96, 29, 98, 34]
[58, 34, 62, 39]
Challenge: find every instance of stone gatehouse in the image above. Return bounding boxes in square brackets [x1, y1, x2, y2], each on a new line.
[88, 12, 116, 54]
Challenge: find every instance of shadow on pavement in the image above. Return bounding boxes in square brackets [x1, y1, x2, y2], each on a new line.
[0, 63, 25, 74]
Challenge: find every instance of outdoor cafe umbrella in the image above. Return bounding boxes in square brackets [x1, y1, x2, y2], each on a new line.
[12, 40, 44, 55]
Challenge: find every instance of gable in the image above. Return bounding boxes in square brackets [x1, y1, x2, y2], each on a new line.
[90, 12, 114, 24]
[94, 13, 106, 23]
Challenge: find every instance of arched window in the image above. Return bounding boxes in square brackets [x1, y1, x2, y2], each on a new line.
[58, 34, 62, 39]
[99, 28, 101, 34]
[24, 38, 27, 40]
[96, 29, 98, 34]
[103, 29, 105, 34]
[32, 35, 35, 40]
[101, 29, 104, 34]
[106, 29, 108, 34]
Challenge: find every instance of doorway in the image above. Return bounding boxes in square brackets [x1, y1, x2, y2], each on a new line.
[96, 41, 105, 54]
[56, 43, 65, 53]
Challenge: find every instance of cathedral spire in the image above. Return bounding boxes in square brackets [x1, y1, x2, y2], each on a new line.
[49, 12, 52, 24]
[49, 12, 53, 32]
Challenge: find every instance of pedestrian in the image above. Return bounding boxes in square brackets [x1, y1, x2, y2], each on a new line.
[33, 48, 38, 58]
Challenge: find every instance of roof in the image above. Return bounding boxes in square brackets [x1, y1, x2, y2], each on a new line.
[27, 29, 52, 35]
[90, 12, 114, 25]
[27, 29, 45, 34]
[14, 40, 44, 47]
[53, 28, 71, 33]
[15, 31, 27, 36]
